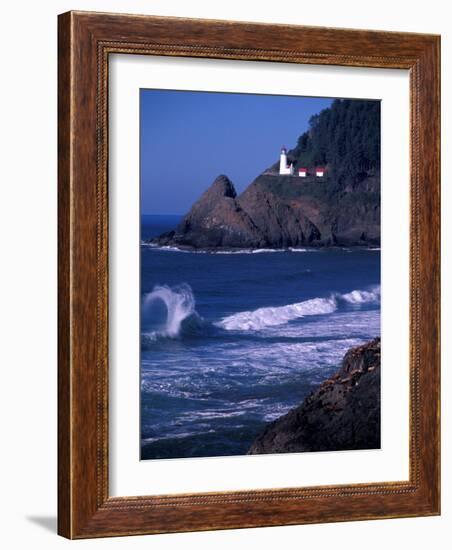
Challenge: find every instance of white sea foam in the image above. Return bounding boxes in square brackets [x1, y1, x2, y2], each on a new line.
[217, 296, 337, 331]
[213, 248, 284, 255]
[142, 283, 197, 338]
[217, 286, 380, 331]
[340, 286, 380, 304]
[142, 244, 318, 254]
[142, 430, 215, 444]
[143, 244, 203, 253]
[142, 283, 380, 336]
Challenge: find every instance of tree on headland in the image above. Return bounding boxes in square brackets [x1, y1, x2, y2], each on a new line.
[293, 99, 380, 186]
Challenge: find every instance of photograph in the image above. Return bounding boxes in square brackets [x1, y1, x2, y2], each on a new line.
[140, 90, 381, 460]
[0, 0, 444, 544]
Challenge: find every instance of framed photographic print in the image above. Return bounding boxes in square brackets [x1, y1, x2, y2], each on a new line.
[58, 11, 440, 538]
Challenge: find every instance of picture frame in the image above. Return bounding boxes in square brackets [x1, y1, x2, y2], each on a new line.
[58, 10, 440, 539]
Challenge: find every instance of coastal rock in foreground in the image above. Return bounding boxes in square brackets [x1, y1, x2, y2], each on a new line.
[248, 338, 381, 455]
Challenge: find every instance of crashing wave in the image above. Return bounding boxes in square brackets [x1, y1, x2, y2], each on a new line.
[142, 283, 200, 339]
[340, 285, 380, 305]
[217, 286, 380, 331]
[216, 297, 336, 331]
[142, 283, 380, 336]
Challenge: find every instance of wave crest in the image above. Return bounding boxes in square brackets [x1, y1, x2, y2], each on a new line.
[217, 286, 380, 331]
[340, 286, 380, 305]
[142, 283, 200, 339]
[142, 284, 380, 336]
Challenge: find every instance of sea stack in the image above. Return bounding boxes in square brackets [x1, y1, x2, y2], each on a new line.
[151, 174, 267, 249]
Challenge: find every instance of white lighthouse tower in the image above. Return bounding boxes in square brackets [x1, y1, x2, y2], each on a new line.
[279, 147, 294, 175]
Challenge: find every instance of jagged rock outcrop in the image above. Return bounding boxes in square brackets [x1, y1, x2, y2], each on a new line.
[154, 175, 268, 249]
[236, 176, 322, 247]
[248, 338, 381, 454]
[150, 171, 380, 249]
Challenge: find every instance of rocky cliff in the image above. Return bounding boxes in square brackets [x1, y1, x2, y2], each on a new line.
[150, 98, 380, 250]
[151, 172, 380, 249]
[154, 175, 267, 249]
[248, 338, 381, 454]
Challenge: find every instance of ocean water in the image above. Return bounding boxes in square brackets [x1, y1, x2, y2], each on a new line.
[140, 215, 381, 459]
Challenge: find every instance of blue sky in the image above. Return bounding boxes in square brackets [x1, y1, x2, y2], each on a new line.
[140, 90, 332, 215]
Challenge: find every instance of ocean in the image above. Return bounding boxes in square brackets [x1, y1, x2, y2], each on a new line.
[140, 214, 381, 460]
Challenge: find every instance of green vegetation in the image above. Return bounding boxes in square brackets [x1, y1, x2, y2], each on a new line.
[290, 99, 380, 186]
[258, 175, 340, 202]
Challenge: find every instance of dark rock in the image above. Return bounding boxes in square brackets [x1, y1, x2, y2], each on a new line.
[237, 176, 321, 247]
[153, 175, 267, 249]
[150, 170, 380, 249]
[248, 338, 381, 454]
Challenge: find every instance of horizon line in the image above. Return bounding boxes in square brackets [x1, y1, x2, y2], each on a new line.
[142, 212, 184, 216]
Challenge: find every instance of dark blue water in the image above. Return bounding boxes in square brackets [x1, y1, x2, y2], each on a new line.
[140, 215, 380, 459]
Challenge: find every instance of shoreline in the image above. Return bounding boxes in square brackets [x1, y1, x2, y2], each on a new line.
[143, 241, 381, 254]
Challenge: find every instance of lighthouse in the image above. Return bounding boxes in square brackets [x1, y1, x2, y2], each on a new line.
[279, 147, 294, 175]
